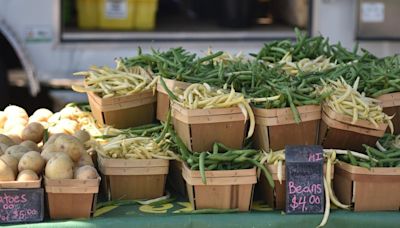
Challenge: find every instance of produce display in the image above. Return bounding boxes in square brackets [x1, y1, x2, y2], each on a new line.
[169, 83, 255, 138]
[319, 77, 393, 131]
[72, 62, 158, 98]
[43, 133, 98, 180]
[0, 29, 399, 227]
[336, 134, 400, 168]
[0, 134, 43, 181]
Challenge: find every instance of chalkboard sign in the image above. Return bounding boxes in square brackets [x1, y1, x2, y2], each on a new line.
[0, 188, 44, 224]
[285, 145, 324, 214]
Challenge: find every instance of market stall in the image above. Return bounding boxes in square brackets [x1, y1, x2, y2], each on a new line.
[0, 30, 399, 227]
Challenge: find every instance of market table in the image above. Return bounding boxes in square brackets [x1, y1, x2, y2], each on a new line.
[4, 200, 399, 228]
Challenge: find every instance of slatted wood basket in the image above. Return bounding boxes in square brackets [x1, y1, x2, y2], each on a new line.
[319, 105, 387, 152]
[87, 90, 156, 129]
[378, 92, 400, 134]
[334, 161, 400, 211]
[156, 78, 190, 121]
[172, 103, 248, 152]
[257, 164, 333, 210]
[97, 155, 169, 200]
[182, 164, 257, 211]
[253, 105, 321, 151]
[44, 177, 100, 219]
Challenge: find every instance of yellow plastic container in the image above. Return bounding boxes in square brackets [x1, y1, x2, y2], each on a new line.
[98, 0, 136, 30]
[135, 0, 158, 30]
[77, 0, 99, 29]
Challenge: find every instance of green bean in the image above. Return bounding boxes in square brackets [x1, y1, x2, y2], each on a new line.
[199, 152, 207, 184]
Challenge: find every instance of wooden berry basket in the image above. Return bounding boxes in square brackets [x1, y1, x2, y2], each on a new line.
[256, 164, 333, 210]
[253, 105, 321, 151]
[156, 78, 190, 121]
[319, 105, 387, 152]
[44, 177, 100, 219]
[377, 92, 400, 134]
[97, 155, 169, 200]
[182, 164, 257, 211]
[87, 90, 156, 129]
[334, 161, 400, 211]
[172, 103, 248, 152]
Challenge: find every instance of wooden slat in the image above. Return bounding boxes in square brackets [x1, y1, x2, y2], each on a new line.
[172, 103, 244, 117]
[0, 178, 41, 189]
[255, 111, 321, 126]
[182, 165, 257, 186]
[156, 92, 171, 121]
[44, 178, 100, 194]
[173, 110, 246, 124]
[322, 114, 385, 137]
[88, 90, 155, 106]
[252, 105, 321, 118]
[98, 156, 169, 168]
[183, 164, 256, 178]
[44, 177, 100, 187]
[377, 92, 400, 102]
[99, 166, 169, 176]
[108, 175, 166, 200]
[323, 105, 387, 131]
[189, 121, 246, 151]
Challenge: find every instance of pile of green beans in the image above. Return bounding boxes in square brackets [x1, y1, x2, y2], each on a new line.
[168, 127, 274, 187]
[338, 134, 400, 168]
[119, 29, 399, 123]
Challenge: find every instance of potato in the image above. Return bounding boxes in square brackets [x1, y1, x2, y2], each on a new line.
[44, 133, 64, 148]
[48, 126, 69, 136]
[0, 111, 6, 128]
[60, 106, 80, 120]
[0, 134, 16, 147]
[45, 155, 74, 179]
[3, 118, 28, 132]
[20, 140, 40, 152]
[0, 159, 15, 181]
[18, 151, 45, 174]
[41, 144, 61, 161]
[47, 112, 61, 124]
[30, 108, 53, 122]
[75, 151, 94, 167]
[21, 122, 45, 143]
[4, 105, 28, 120]
[17, 170, 39, 181]
[74, 165, 98, 180]
[53, 134, 83, 162]
[73, 129, 91, 143]
[5, 145, 31, 160]
[56, 119, 79, 135]
[0, 143, 9, 156]
[5, 125, 25, 144]
[0, 154, 18, 175]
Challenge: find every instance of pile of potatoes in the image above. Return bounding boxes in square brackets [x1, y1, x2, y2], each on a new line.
[0, 105, 99, 143]
[0, 105, 50, 144]
[0, 134, 44, 181]
[42, 133, 99, 180]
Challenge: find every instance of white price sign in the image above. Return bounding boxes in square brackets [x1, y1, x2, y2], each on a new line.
[361, 2, 385, 23]
[105, 0, 128, 19]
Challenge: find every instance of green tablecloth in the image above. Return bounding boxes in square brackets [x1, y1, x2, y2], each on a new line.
[4, 200, 399, 228]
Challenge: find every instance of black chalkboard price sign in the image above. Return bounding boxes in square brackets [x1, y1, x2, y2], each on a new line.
[285, 145, 324, 214]
[0, 188, 44, 224]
